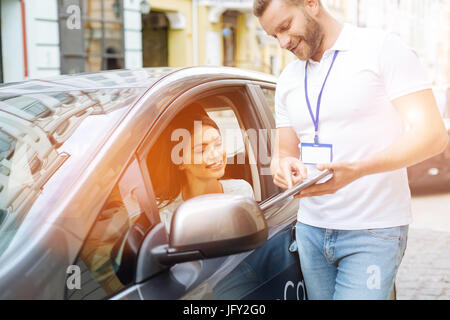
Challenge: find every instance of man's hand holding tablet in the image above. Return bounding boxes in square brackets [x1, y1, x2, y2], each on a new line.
[294, 162, 362, 199]
[272, 156, 309, 190]
[261, 168, 333, 211]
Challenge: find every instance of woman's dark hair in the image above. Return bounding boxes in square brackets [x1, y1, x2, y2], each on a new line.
[148, 103, 221, 208]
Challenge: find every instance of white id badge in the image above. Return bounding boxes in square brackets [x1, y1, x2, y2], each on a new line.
[300, 143, 333, 165]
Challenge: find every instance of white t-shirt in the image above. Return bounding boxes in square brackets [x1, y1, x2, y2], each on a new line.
[275, 24, 431, 230]
[159, 179, 254, 233]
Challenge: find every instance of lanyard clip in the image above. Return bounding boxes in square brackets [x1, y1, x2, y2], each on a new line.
[314, 134, 319, 145]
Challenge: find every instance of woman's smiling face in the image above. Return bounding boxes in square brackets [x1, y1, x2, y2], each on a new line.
[181, 125, 227, 180]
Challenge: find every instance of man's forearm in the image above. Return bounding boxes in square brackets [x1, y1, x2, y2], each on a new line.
[356, 89, 449, 177]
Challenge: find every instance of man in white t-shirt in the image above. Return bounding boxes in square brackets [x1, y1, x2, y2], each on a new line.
[254, 0, 448, 299]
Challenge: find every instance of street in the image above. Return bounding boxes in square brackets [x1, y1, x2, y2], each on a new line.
[396, 192, 450, 300]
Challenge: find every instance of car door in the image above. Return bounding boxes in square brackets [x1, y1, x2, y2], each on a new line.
[121, 79, 306, 300]
[65, 154, 159, 300]
[243, 83, 307, 300]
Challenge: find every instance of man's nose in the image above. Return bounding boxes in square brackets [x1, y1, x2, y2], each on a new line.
[278, 34, 292, 50]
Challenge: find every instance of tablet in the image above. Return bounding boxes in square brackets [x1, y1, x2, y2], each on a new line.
[260, 169, 333, 211]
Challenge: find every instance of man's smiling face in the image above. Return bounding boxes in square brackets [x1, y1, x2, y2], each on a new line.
[258, 0, 324, 61]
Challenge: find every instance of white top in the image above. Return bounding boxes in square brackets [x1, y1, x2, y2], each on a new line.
[159, 179, 255, 233]
[275, 24, 431, 230]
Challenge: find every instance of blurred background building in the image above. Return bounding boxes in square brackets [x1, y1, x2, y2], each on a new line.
[0, 0, 448, 96]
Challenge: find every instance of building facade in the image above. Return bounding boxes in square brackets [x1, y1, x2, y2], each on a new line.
[323, 0, 450, 88]
[0, 0, 448, 89]
[0, 0, 293, 83]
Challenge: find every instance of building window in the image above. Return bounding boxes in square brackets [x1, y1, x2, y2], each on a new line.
[142, 11, 169, 67]
[58, 0, 125, 74]
[222, 10, 239, 67]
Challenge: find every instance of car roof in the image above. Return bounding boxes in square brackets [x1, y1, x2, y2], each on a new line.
[155, 66, 277, 88]
[0, 68, 178, 95]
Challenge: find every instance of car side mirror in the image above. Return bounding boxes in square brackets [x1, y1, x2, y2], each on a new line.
[151, 194, 268, 266]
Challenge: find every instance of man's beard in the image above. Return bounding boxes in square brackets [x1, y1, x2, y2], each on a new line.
[293, 13, 324, 61]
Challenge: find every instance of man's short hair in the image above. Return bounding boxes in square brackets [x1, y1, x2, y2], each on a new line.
[254, 0, 322, 17]
[253, 0, 302, 17]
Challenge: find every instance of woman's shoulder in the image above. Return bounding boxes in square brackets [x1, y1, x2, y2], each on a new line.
[158, 194, 183, 214]
[158, 193, 183, 233]
[220, 179, 254, 199]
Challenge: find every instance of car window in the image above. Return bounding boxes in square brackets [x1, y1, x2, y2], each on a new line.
[66, 158, 153, 300]
[207, 107, 260, 200]
[143, 92, 275, 297]
[261, 87, 276, 117]
[207, 109, 246, 158]
[148, 101, 261, 235]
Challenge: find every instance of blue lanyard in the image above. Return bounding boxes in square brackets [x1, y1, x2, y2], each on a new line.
[304, 50, 339, 145]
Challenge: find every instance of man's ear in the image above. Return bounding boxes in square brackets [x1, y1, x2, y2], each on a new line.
[303, 0, 321, 16]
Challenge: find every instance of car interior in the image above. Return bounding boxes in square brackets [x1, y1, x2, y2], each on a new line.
[195, 95, 260, 199]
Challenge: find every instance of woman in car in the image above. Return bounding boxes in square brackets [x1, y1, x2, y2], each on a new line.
[149, 104, 297, 300]
[148, 103, 254, 233]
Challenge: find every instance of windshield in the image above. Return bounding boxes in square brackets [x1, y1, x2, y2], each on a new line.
[0, 86, 147, 257]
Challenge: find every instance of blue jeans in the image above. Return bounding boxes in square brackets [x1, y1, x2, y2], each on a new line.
[295, 221, 408, 300]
